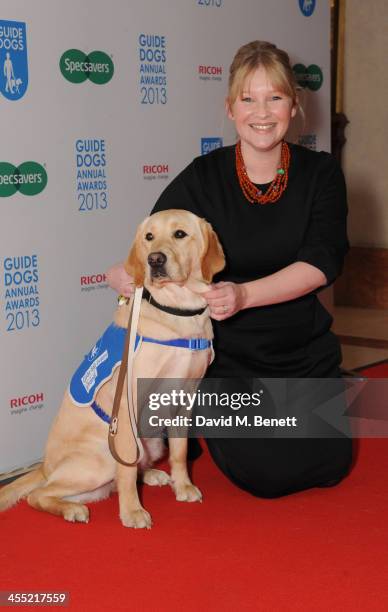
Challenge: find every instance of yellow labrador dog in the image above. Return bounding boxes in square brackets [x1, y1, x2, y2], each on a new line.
[0, 210, 225, 528]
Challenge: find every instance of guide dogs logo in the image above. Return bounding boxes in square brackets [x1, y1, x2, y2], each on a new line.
[60, 49, 114, 84]
[299, 0, 316, 17]
[0, 20, 28, 100]
[201, 138, 223, 155]
[0, 162, 47, 197]
[4, 254, 40, 333]
[293, 64, 323, 91]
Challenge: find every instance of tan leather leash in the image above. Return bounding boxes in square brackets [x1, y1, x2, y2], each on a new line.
[108, 287, 144, 467]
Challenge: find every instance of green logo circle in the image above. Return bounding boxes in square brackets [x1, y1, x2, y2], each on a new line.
[293, 63, 308, 89]
[0, 163, 18, 197]
[17, 162, 48, 196]
[293, 63, 323, 91]
[306, 64, 323, 91]
[87, 51, 114, 84]
[60, 49, 114, 84]
[0, 162, 47, 197]
[60, 49, 88, 83]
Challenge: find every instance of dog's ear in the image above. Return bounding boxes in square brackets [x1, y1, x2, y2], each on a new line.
[125, 222, 147, 287]
[200, 218, 225, 283]
[124, 243, 144, 287]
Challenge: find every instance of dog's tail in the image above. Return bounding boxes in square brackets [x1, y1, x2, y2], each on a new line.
[0, 466, 45, 511]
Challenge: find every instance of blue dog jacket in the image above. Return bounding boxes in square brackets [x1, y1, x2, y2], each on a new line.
[69, 324, 127, 407]
[69, 323, 212, 409]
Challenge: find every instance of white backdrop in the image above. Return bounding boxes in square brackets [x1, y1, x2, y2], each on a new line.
[0, 0, 329, 474]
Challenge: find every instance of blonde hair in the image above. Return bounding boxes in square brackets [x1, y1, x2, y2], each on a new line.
[228, 41, 298, 106]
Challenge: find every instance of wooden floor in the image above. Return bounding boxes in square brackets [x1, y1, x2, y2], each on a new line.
[333, 306, 388, 370]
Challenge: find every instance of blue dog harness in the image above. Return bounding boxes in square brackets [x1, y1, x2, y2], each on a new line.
[69, 323, 211, 422]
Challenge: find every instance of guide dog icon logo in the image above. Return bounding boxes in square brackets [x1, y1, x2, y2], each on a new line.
[0, 20, 28, 100]
[299, 0, 316, 17]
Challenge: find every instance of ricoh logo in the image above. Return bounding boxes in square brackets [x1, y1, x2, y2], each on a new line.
[60, 49, 114, 84]
[298, 134, 317, 151]
[0, 20, 28, 100]
[3, 255, 40, 332]
[201, 137, 223, 155]
[80, 273, 108, 293]
[10, 392, 44, 415]
[143, 164, 169, 181]
[76, 139, 108, 212]
[0, 162, 47, 197]
[198, 65, 222, 82]
[293, 64, 323, 91]
[139, 34, 167, 105]
[299, 0, 316, 17]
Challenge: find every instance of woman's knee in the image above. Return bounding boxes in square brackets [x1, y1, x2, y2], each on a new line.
[205, 437, 353, 498]
[205, 438, 302, 497]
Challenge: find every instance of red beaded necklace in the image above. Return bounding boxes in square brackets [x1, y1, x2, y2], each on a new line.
[235, 140, 290, 204]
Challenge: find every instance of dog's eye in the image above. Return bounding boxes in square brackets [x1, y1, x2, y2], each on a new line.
[145, 232, 154, 241]
[174, 230, 187, 239]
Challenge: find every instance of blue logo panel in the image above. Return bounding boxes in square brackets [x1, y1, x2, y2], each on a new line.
[0, 20, 28, 100]
[69, 323, 127, 406]
[201, 137, 223, 155]
[299, 0, 316, 17]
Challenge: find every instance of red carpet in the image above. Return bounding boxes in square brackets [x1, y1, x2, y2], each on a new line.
[357, 359, 388, 378]
[2, 362, 388, 611]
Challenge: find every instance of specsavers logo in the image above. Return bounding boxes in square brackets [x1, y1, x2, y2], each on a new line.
[293, 64, 323, 91]
[0, 162, 47, 197]
[0, 20, 28, 100]
[60, 49, 114, 84]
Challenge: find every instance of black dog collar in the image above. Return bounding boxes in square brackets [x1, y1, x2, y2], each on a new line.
[142, 287, 207, 317]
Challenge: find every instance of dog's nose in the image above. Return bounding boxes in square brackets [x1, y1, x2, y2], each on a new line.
[148, 252, 167, 268]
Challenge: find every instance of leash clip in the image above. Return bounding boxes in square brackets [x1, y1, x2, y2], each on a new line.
[118, 295, 130, 306]
[109, 417, 118, 436]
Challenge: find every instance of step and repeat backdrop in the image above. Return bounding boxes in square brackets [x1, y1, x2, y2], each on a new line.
[0, 0, 329, 473]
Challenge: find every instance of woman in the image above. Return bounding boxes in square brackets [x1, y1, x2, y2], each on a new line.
[107, 41, 353, 497]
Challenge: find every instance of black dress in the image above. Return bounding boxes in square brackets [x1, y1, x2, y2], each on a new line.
[152, 143, 353, 497]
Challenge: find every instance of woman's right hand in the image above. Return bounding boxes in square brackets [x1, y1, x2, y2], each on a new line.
[106, 262, 134, 297]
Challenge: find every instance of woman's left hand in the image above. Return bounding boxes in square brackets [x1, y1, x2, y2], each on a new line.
[203, 281, 246, 321]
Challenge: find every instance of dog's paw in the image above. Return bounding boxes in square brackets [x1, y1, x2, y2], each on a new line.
[120, 507, 152, 529]
[142, 469, 170, 487]
[173, 483, 203, 503]
[63, 503, 89, 523]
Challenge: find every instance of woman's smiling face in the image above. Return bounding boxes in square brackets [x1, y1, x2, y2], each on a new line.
[227, 65, 297, 156]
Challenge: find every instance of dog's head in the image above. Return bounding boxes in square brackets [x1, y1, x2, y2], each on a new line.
[125, 209, 225, 288]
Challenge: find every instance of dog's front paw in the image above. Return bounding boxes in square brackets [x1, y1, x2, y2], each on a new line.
[63, 503, 89, 523]
[120, 507, 152, 529]
[142, 468, 170, 487]
[173, 483, 202, 503]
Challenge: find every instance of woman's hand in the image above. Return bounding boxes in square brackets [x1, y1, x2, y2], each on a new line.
[106, 262, 134, 297]
[203, 281, 247, 321]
